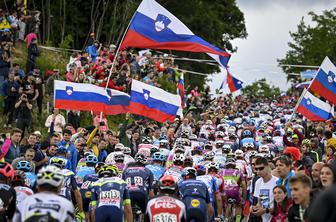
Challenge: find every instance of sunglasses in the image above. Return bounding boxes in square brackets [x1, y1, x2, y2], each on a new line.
[255, 166, 265, 171]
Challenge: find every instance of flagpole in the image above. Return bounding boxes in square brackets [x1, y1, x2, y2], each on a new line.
[99, 6, 139, 121]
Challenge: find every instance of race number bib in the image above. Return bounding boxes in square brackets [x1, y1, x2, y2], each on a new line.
[125, 176, 143, 188]
[99, 190, 121, 207]
[153, 213, 177, 222]
[80, 181, 91, 190]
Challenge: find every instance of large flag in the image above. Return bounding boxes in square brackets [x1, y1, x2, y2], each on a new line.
[177, 73, 185, 108]
[54, 80, 130, 115]
[296, 89, 334, 121]
[310, 57, 336, 104]
[120, 0, 231, 67]
[227, 69, 243, 93]
[129, 79, 182, 122]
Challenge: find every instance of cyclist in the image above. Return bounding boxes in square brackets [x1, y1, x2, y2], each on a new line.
[0, 162, 16, 222]
[220, 158, 246, 222]
[192, 145, 204, 165]
[49, 145, 72, 170]
[178, 167, 214, 222]
[122, 153, 154, 216]
[164, 152, 185, 182]
[12, 170, 34, 211]
[75, 154, 97, 186]
[90, 165, 133, 222]
[16, 160, 37, 190]
[13, 165, 74, 221]
[49, 156, 85, 221]
[122, 146, 135, 164]
[145, 175, 187, 222]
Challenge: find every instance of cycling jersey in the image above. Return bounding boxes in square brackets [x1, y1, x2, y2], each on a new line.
[59, 169, 78, 200]
[0, 183, 16, 221]
[24, 172, 37, 190]
[13, 192, 74, 222]
[220, 169, 243, 202]
[192, 155, 203, 165]
[145, 195, 187, 222]
[80, 173, 99, 212]
[75, 166, 95, 186]
[122, 166, 154, 194]
[146, 164, 165, 181]
[14, 186, 34, 212]
[196, 175, 218, 203]
[164, 166, 184, 182]
[91, 177, 131, 222]
[178, 179, 211, 222]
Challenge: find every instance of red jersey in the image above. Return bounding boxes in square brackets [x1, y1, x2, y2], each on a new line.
[146, 195, 186, 222]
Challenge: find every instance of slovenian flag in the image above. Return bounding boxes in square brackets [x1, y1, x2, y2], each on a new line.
[120, 0, 231, 68]
[54, 80, 130, 115]
[129, 79, 182, 122]
[310, 57, 336, 105]
[177, 73, 185, 108]
[296, 89, 334, 121]
[227, 68, 243, 93]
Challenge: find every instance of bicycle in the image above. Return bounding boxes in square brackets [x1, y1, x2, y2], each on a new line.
[227, 198, 237, 222]
[132, 203, 143, 222]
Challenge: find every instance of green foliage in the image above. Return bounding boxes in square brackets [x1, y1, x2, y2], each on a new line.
[278, 8, 336, 81]
[242, 78, 281, 101]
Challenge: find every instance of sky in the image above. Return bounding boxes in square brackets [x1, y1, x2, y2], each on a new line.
[208, 0, 336, 92]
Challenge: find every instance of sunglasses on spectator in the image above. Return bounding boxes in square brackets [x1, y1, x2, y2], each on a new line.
[255, 166, 265, 171]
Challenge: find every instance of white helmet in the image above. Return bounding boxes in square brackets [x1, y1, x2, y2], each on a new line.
[207, 162, 219, 170]
[122, 147, 132, 155]
[115, 143, 124, 151]
[234, 149, 244, 158]
[173, 153, 185, 162]
[259, 145, 270, 153]
[37, 165, 64, 187]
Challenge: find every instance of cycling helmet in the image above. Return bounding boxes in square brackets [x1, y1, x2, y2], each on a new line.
[195, 165, 206, 174]
[182, 167, 197, 178]
[259, 145, 270, 153]
[0, 162, 14, 180]
[215, 131, 225, 139]
[193, 145, 203, 153]
[173, 153, 185, 163]
[56, 145, 67, 154]
[204, 142, 213, 150]
[207, 162, 219, 171]
[225, 158, 236, 168]
[159, 139, 168, 148]
[182, 138, 191, 146]
[234, 149, 244, 159]
[222, 144, 232, 154]
[49, 157, 67, 169]
[142, 137, 152, 144]
[302, 139, 311, 147]
[16, 160, 32, 172]
[114, 143, 124, 151]
[227, 152, 235, 159]
[95, 162, 105, 172]
[122, 147, 132, 155]
[189, 134, 197, 141]
[181, 130, 189, 138]
[86, 154, 98, 164]
[150, 146, 159, 154]
[215, 140, 224, 148]
[135, 153, 147, 165]
[37, 165, 64, 187]
[98, 165, 118, 178]
[159, 175, 177, 191]
[174, 144, 185, 153]
[184, 156, 193, 166]
[13, 170, 26, 184]
[152, 152, 166, 162]
[204, 151, 215, 160]
[242, 129, 252, 138]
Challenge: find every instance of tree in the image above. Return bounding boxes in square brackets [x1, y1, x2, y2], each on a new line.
[278, 8, 336, 81]
[242, 78, 281, 100]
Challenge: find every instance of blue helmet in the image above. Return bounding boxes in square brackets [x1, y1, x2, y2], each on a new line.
[195, 164, 206, 173]
[86, 154, 98, 164]
[152, 152, 166, 162]
[56, 145, 68, 154]
[16, 161, 32, 172]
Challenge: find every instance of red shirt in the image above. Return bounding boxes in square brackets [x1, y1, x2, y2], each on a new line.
[146, 196, 186, 222]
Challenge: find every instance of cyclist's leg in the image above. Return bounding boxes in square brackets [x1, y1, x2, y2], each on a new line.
[130, 191, 148, 214]
[184, 197, 208, 222]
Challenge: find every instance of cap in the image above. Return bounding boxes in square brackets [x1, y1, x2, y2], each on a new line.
[33, 131, 42, 136]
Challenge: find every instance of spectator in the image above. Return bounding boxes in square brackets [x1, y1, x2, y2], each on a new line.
[12, 148, 36, 172]
[271, 185, 292, 222]
[251, 157, 278, 222]
[97, 139, 108, 162]
[275, 155, 295, 198]
[59, 129, 77, 172]
[301, 139, 319, 163]
[288, 173, 312, 222]
[26, 37, 40, 73]
[12, 63, 25, 79]
[0, 42, 11, 91]
[311, 162, 324, 191]
[19, 133, 37, 155]
[19, 72, 38, 101]
[320, 164, 336, 189]
[14, 93, 33, 136]
[46, 144, 57, 158]
[87, 41, 101, 62]
[33, 69, 45, 115]
[4, 128, 22, 163]
[93, 113, 108, 132]
[67, 110, 80, 130]
[3, 71, 20, 128]
[45, 108, 66, 134]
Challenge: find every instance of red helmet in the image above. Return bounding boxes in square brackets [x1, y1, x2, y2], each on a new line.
[13, 170, 26, 184]
[159, 175, 177, 191]
[0, 162, 14, 180]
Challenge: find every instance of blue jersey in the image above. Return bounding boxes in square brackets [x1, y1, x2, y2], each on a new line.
[76, 166, 95, 186]
[91, 177, 131, 209]
[80, 174, 99, 201]
[24, 172, 37, 190]
[178, 179, 211, 204]
[122, 166, 154, 194]
[59, 169, 78, 200]
[145, 165, 165, 181]
[196, 175, 218, 203]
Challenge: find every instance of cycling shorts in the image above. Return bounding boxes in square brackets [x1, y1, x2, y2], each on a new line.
[95, 206, 123, 222]
[129, 190, 148, 213]
[183, 197, 208, 222]
[223, 187, 240, 203]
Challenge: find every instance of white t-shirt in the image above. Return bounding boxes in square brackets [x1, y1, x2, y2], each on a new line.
[253, 175, 278, 222]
